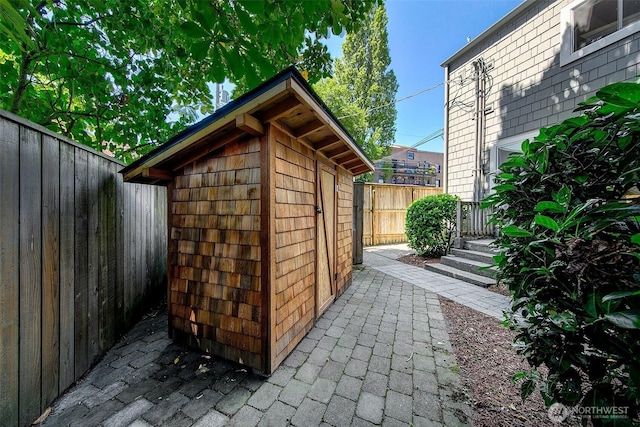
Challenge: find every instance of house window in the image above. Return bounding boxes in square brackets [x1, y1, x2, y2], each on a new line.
[435, 164, 441, 173]
[407, 152, 414, 160]
[561, 0, 640, 66]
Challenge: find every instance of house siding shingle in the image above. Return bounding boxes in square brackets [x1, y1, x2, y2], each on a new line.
[444, 0, 640, 200]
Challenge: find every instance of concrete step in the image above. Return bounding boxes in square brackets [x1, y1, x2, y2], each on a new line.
[440, 255, 497, 279]
[423, 263, 495, 288]
[463, 239, 499, 254]
[450, 248, 495, 265]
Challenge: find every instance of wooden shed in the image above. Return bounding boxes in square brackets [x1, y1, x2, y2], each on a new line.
[120, 67, 374, 374]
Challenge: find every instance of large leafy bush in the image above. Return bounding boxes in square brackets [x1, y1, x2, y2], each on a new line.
[406, 193, 459, 257]
[483, 82, 640, 424]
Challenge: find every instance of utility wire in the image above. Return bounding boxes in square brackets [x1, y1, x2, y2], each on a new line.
[337, 82, 445, 120]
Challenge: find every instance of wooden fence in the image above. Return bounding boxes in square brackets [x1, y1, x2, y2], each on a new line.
[0, 110, 167, 427]
[361, 183, 443, 246]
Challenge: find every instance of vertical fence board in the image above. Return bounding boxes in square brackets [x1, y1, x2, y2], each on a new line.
[0, 111, 168, 423]
[362, 183, 443, 245]
[154, 188, 162, 294]
[146, 186, 153, 295]
[41, 135, 61, 409]
[114, 164, 125, 334]
[97, 160, 109, 352]
[19, 126, 43, 424]
[352, 182, 364, 264]
[160, 187, 167, 289]
[136, 185, 144, 306]
[0, 117, 20, 426]
[87, 155, 100, 363]
[59, 142, 75, 392]
[124, 182, 134, 325]
[106, 162, 117, 345]
[74, 149, 89, 379]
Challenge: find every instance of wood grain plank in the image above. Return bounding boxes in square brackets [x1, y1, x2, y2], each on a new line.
[0, 117, 20, 426]
[136, 185, 143, 312]
[87, 154, 100, 364]
[262, 126, 276, 374]
[41, 135, 60, 409]
[154, 186, 165, 294]
[124, 182, 134, 326]
[105, 162, 117, 347]
[146, 185, 153, 294]
[74, 148, 89, 379]
[115, 164, 125, 335]
[97, 160, 109, 352]
[19, 125, 43, 423]
[58, 142, 75, 392]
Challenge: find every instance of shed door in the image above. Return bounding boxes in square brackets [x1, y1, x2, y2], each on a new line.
[317, 164, 336, 317]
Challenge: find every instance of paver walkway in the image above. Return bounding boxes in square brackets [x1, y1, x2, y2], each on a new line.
[364, 244, 511, 320]
[41, 246, 480, 427]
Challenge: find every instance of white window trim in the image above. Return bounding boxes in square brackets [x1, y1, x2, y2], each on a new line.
[487, 131, 538, 193]
[560, 0, 640, 67]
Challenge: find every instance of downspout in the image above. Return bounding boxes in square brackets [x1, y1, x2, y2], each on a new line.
[478, 65, 486, 204]
[473, 60, 481, 203]
[443, 65, 450, 194]
[472, 59, 487, 203]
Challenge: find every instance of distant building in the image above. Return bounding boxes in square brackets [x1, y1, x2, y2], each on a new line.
[374, 146, 443, 187]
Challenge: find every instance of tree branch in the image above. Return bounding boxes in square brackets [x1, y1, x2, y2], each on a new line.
[47, 14, 113, 28]
[10, 53, 32, 113]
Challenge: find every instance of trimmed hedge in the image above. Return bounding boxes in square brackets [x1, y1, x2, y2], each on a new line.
[406, 193, 459, 257]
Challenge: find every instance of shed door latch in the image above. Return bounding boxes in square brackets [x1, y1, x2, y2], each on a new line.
[315, 205, 322, 214]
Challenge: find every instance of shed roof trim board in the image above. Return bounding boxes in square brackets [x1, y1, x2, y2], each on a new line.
[120, 67, 374, 183]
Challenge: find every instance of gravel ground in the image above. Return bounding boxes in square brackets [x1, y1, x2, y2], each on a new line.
[396, 254, 583, 426]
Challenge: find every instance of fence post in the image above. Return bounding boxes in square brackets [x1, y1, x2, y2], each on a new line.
[353, 182, 364, 264]
[371, 188, 376, 246]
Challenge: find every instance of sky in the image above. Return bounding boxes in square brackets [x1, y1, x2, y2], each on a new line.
[322, 0, 523, 153]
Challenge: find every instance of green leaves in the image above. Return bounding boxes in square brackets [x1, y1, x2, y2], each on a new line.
[180, 21, 209, 38]
[596, 82, 640, 107]
[501, 225, 532, 237]
[521, 378, 537, 401]
[405, 194, 460, 257]
[534, 201, 566, 213]
[315, 4, 398, 163]
[534, 215, 559, 232]
[604, 311, 640, 329]
[0, 0, 377, 161]
[0, 0, 36, 50]
[485, 80, 640, 413]
[549, 311, 578, 331]
[553, 185, 571, 206]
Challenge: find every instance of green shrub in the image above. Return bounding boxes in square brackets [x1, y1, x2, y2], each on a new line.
[405, 193, 459, 257]
[483, 81, 640, 424]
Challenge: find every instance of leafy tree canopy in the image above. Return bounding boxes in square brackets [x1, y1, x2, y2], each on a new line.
[0, 0, 377, 162]
[315, 2, 398, 167]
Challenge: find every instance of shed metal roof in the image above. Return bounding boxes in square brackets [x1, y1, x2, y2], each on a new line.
[120, 67, 374, 184]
